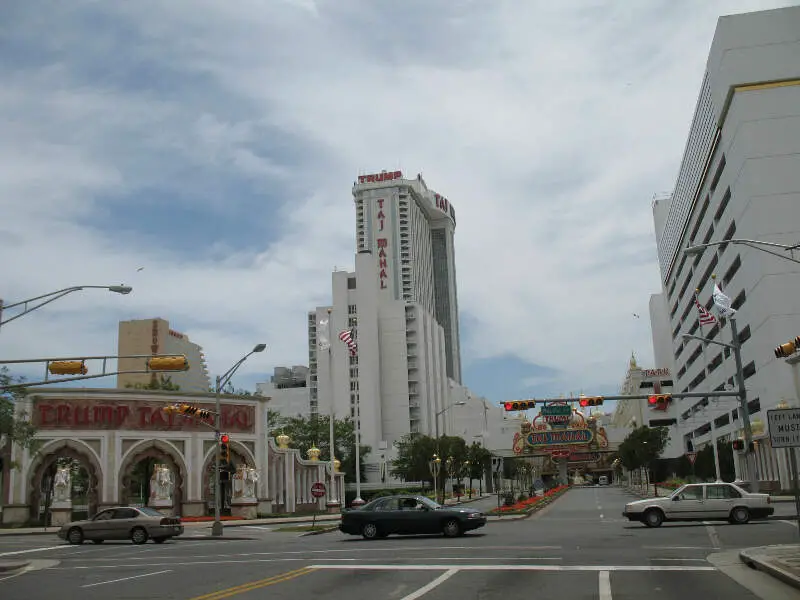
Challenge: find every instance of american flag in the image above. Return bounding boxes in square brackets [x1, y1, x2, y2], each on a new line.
[694, 296, 717, 326]
[339, 329, 357, 356]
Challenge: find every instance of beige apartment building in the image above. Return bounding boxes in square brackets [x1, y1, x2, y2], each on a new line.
[117, 318, 211, 393]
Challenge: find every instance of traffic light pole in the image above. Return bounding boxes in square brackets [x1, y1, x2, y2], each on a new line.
[212, 374, 223, 537]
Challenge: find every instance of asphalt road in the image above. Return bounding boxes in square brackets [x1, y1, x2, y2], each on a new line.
[2, 487, 800, 599]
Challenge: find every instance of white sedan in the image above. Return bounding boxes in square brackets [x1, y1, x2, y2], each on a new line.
[622, 482, 774, 528]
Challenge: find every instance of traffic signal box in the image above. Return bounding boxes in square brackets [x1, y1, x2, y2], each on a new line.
[220, 434, 231, 463]
[48, 361, 88, 375]
[775, 336, 800, 358]
[732, 439, 755, 452]
[648, 394, 672, 411]
[503, 400, 536, 411]
[147, 356, 190, 371]
[578, 396, 604, 407]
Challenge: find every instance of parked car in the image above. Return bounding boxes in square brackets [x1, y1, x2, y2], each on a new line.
[339, 495, 487, 539]
[57, 506, 184, 544]
[622, 482, 774, 528]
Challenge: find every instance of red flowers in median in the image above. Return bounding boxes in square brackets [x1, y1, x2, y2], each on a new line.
[492, 485, 570, 514]
[180, 516, 246, 523]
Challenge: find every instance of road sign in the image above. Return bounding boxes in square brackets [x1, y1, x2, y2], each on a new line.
[767, 408, 800, 448]
[686, 452, 698, 465]
[541, 405, 571, 417]
[311, 482, 327, 498]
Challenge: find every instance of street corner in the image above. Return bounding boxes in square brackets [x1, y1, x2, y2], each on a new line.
[0, 560, 30, 574]
[739, 545, 800, 590]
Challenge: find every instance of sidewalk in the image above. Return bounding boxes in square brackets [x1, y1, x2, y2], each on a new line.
[740, 545, 800, 590]
[0, 493, 494, 537]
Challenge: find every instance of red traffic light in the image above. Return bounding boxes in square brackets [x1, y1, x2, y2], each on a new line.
[579, 399, 589, 407]
[220, 434, 230, 444]
[648, 395, 658, 405]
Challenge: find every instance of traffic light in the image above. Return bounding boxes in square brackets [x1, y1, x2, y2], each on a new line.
[163, 403, 213, 420]
[503, 400, 536, 411]
[732, 439, 755, 452]
[220, 434, 231, 463]
[648, 394, 672, 410]
[48, 361, 88, 375]
[578, 396, 604, 407]
[774, 336, 800, 358]
[147, 355, 190, 371]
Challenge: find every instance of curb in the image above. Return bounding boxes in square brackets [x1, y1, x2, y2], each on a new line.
[0, 560, 30, 574]
[740, 547, 800, 590]
[300, 525, 339, 537]
[488, 488, 571, 521]
[177, 536, 256, 541]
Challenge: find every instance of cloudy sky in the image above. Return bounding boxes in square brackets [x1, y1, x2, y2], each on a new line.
[1, 0, 795, 405]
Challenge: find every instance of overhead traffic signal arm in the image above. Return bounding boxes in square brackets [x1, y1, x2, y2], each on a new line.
[0, 353, 191, 390]
[503, 399, 536, 411]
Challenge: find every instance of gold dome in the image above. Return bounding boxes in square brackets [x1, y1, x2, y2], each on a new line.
[777, 399, 792, 409]
[333, 457, 342, 471]
[276, 433, 290, 449]
[307, 446, 321, 461]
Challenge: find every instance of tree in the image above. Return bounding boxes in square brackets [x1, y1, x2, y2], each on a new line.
[269, 414, 370, 482]
[618, 426, 669, 493]
[390, 434, 469, 495]
[125, 375, 180, 391]
[467, 442, 491, 495]
[0, 367, 38, 457]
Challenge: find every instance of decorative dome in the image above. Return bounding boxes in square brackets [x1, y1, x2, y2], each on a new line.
[777, 399, 792, 410]
[751, 418, 765, 437]
[333, 457, 341, 471]
[629, 352, 638, 368]
[307, 446, 321, 461]
[276, 433, 290, 449]
[569, 409, 587, 429]
[520, 420, 532, 434]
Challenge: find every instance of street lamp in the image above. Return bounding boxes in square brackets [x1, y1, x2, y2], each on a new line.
[429, 454, 442, 504]
[681, 330, 758, 493]
[211, 343, 267, 537]
[434, 400, 466, 440]
[683, 238, 800, 265]
[0, 285, 133, 329]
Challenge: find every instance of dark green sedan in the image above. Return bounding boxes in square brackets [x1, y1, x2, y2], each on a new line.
[339, 494, 487, 539]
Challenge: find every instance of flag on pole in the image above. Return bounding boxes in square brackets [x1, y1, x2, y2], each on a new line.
[339, 329, 358, 356]
[317, 318, 331, 351]
[712, 283, 736, 318]
[693, 295, 717, 326]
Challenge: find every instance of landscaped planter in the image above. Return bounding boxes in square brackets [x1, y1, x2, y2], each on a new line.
[490, 485, 570, 516]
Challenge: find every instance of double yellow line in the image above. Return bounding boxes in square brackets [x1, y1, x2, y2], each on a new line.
[189, 566, 316, 600]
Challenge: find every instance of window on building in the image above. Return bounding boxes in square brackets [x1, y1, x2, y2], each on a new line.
[348, 277, 356, 290]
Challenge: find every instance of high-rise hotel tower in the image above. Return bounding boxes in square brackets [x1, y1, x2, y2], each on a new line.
[308, 170, 463, 481]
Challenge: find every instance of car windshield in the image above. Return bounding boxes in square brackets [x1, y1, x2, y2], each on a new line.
[669, 485, 688, 498]
[137, 507, 164, 517]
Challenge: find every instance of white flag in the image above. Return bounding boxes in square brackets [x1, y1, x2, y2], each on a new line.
[317, 318, 331, 351]
[712, 283, 736, 317]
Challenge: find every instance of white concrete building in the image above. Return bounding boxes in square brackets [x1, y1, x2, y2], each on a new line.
[447, 383, 517, 454]
[256, 366, 310, 419]
[610, 355, 680, 458]
[307, 170, 468, 482]
[652, 6, 800, 490]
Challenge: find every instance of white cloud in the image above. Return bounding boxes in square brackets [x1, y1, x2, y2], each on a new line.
[1, 0, 794, 398]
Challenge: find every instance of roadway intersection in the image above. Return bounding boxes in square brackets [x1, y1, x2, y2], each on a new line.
[1, 487, 799, 599]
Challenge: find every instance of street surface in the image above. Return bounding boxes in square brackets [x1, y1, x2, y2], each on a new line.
[2, 487, 800, 599]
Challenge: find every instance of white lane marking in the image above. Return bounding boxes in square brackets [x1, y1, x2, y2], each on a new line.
[240, 526, 273, 531]
[65, 545, 564, 563]
[0, 546, 74, 557]
[599, 571, 612, 600]
[309, 564, 717, 572]
[81, 569, 172, 588]
[54, 557, 359, 569]
[399, 569, 458, 600]
[642, 546, 711, 550]
[703, 522, 721, 549]
[779, 519, 799, 528]
[649, 558, 707, 562]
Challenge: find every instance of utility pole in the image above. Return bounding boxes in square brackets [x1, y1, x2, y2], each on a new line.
[729, 318, 758, 493]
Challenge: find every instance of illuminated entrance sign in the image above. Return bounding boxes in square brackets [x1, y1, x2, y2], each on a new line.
[527, 429, 593, 447]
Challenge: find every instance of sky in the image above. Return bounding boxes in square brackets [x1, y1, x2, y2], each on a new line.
[1, 0, 796, 409]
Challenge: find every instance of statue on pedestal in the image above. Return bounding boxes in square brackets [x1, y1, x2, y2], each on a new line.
[149, 464, 174, 505]
[53, 467, 71, 504]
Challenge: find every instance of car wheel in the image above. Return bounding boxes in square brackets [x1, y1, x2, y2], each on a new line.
[131, 527, 149, 545]
[643, 509, 664, 528]
[730, 506, 750, 524]
[442, 519, 462, 538]
[154, 537, 167, 544]
[92, 539, 104, 545]
[67, 527, 84, 545]
[361, 523, 379, 540]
